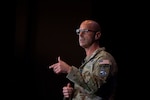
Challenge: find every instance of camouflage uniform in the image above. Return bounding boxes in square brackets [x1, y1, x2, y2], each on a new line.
[65, 47, 117, 100]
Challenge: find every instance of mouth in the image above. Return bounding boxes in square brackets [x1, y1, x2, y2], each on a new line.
[79, 38, 84, 42]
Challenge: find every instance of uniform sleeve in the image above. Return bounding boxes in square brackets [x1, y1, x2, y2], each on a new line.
[66, 66, 91, 91]
[66, 59, 111, 94]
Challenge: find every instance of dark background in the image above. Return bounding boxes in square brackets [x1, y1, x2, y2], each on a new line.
[3, 0, 148, 100]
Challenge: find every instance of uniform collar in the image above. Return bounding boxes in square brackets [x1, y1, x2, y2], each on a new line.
[84, 47, 105, 62]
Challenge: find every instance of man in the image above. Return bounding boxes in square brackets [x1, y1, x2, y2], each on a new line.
[49, 20, 118, 100]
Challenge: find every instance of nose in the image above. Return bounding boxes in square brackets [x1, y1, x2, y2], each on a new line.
[78, 31, 84, 36]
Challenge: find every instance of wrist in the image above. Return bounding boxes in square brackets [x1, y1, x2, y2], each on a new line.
[67, 66, 72, 73]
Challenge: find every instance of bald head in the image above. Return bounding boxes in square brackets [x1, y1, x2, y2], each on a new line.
[80, 20, 101, 32]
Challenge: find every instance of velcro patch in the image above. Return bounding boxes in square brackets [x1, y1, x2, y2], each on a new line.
[99, 59, 111, 65]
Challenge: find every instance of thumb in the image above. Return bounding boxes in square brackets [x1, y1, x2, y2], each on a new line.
[67, 83, 71, 87]
[58, 56, 61, 62]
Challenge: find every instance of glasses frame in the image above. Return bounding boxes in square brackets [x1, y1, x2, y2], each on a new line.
[76, 29, 97, 35]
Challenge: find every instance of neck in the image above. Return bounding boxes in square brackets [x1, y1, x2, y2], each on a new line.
[84, 43, 100, 57]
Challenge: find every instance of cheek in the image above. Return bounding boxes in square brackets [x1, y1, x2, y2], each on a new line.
[86, 35, 95, 42]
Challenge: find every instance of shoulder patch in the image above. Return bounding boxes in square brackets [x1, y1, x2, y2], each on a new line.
[99, 64, 110, 78]
[100, 70, 107, 77]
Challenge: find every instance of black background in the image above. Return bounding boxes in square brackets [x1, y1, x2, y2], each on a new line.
[2, 0, 148, 100]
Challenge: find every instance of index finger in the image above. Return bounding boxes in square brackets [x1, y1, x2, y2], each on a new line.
[49, 65, 54, 69]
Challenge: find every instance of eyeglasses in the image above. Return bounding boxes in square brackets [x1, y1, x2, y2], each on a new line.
[76, 29, 97, 35]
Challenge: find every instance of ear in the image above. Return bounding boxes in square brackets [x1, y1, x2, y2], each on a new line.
[95, 32, 101, 40]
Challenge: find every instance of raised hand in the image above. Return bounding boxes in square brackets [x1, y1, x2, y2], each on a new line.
[49, 56, 72, 74]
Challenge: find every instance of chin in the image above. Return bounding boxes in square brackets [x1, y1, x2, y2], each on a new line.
[80, 44, 87, 48]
